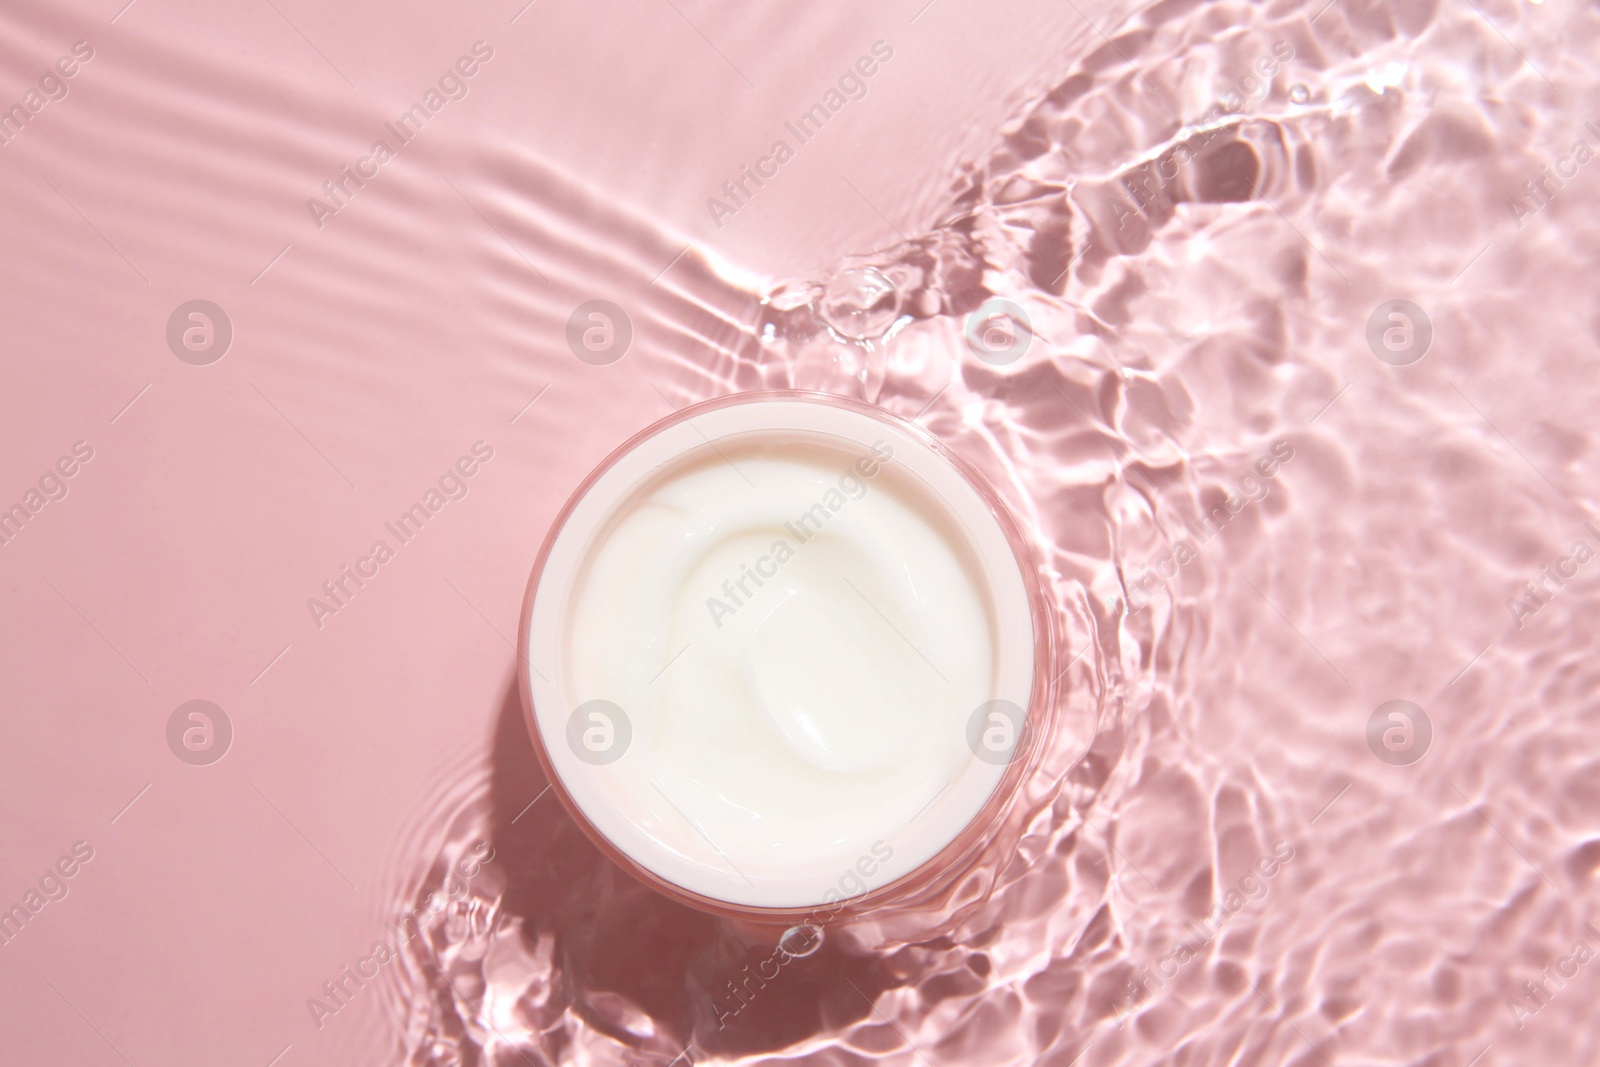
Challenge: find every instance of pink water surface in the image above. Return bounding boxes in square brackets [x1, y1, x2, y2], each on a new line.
[3, 0, 1599, 1064]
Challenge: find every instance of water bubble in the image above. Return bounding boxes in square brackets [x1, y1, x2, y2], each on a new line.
[166, 300, 233, 366]
[166, 699, 233, 765]
[566, 300, 633, 366]
[778, 924, 823, 958]
[818, 267, 901, 341]
[964, 298, 1034, 366]
[566, 699, 632, 764]
[1365, 700, 1432, 766]
[1365, 299, 1432, 366]
[1289, 83, 1310, 105]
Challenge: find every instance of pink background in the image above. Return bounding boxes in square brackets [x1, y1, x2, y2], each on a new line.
[4, 0, 1600, 1064]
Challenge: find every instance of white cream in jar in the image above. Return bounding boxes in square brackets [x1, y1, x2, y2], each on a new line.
[523, 397, 1038, 911]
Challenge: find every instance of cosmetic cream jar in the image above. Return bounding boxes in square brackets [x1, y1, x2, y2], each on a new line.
[519, 392, 1053, 921]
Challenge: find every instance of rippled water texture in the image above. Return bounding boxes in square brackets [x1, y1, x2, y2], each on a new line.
[4, 0, 1599, 1064]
